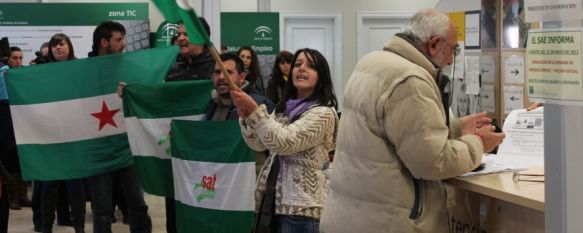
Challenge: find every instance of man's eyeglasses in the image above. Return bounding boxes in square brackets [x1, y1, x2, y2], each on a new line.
[439, 38, 460, 57]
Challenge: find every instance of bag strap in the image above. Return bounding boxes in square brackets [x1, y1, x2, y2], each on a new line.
[254, 155, 280, 233]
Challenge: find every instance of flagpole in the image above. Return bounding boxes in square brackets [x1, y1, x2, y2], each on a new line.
[208, 45, 240, 91]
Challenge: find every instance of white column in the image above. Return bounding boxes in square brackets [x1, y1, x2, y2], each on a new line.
[545, 103, 583, 233]
[258, 0, 271, 12]
[201, 0, 221, 47]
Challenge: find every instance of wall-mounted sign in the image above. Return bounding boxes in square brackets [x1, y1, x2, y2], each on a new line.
[524, 0, 582, 23]
[527, 29, 583, 102]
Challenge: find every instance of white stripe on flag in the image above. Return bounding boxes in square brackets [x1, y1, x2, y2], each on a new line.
[125, 115, 205, 159]
[172, 159, 255, 211]
[11, 94, 125, 144]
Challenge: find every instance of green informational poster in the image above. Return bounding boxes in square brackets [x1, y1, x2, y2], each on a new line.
[0, 3, 149, 63]
[221, 12, 279, 81]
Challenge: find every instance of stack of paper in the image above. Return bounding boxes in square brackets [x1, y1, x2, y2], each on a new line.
[461, 107, 544, 177]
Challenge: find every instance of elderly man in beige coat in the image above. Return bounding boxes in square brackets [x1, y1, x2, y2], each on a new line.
[320, 9, 505, 233]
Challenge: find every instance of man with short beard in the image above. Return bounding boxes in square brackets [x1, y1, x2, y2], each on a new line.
[165, 17, 215, 82]
[86, 21, 152, 233]
[320, 9, 505, 233]
[207, 53, 273, 121]
[88, 21, 126, 57]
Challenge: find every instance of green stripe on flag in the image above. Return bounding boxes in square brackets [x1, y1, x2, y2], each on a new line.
[170, 120, 255, 233]
[152, 0, 211, 45]
[123, 80, 213, 118]
[18, 134, 132, 181]
[171, 120, 255, 163]
[175, 202, 254, 233]
[6, 46, 179, 105]
[134, 157, 174, 197]
[123, 81, 213, 197]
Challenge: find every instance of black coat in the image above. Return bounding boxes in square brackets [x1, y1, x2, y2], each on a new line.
[165, 48, 215, 82]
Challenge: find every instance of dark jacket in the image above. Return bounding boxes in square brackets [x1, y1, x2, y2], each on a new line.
[1, 68, 20, 174]
[165, 48, 215, 82]
[266, 77, 285, 105]
[206, 82, 274, 120]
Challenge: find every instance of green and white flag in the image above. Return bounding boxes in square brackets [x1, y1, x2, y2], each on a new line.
[152, 0, 211, 45]
[6, 46, 179, 181]
[122, 80, 214, 197]
[171, 120, 255, 233]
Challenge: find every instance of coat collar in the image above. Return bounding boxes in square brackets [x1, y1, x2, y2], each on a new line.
[383, 33, 440, 79]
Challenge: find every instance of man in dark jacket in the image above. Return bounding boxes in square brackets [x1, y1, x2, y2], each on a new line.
[165, 17, 215, 82]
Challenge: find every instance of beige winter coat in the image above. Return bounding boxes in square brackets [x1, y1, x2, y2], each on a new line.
[320, 35, 483, 233]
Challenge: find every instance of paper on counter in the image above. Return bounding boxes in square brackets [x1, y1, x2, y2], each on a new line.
[460, 154, 526, 177]
[461, 107, 544, 176]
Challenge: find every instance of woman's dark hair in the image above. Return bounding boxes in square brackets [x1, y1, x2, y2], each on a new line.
[236, 46, 261, 82]
[274, 48, 338, 114]
[271, 50, 293, 82]
[267, 50, 294, 103]
[47, 33, 76, 62]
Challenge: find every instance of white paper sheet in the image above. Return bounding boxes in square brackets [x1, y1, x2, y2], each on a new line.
[453, 41, 465, 79]
[504, 86, 524, 114]
[505, 55, 525, 84]
[480, 55, 496, 83]
[465, 55, 481, 95]
[480, 84, 495, 113]
[462, 108, 544, 176]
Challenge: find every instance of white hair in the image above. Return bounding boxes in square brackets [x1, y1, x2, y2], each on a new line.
[403, 9, 451, 44]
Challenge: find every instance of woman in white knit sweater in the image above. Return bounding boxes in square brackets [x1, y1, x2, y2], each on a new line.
[231, 48, 338, 233]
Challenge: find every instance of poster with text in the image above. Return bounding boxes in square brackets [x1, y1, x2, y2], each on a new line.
[0, 3, 149, 64]
[527, 29, 583, 102]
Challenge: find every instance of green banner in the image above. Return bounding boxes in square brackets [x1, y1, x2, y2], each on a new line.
[221, 12, 279, 55]
[0, 3, 148, 25]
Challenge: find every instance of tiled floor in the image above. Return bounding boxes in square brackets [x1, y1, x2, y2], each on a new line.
[8, 193, 167, 233]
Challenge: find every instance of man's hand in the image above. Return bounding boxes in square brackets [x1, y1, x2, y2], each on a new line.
[476, 125, 505, 153]
[230, 89, 258, 119]
[461, 111, 492, 135]
[116, 81, 127, 97]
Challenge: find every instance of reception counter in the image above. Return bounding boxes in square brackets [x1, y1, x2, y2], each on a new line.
[445, 167, 544, 233]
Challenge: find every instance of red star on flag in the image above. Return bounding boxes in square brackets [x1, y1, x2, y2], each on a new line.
[91, 101, 121, 131]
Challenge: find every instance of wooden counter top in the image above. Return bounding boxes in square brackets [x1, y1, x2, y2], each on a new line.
[445, 167, 544, 212]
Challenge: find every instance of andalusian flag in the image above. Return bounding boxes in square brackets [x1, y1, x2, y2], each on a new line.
[122, 80, 213, 197]
[6, 47, 179, 180]
[171, 120, 255, 233]
[152, 0, 212, 45]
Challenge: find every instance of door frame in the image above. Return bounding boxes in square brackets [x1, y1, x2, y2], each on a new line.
[356, 11, 414, 59]
[280, 12, 343, 107]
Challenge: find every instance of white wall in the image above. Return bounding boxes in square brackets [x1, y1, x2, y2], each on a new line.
[220, 0, 257, 12]
[272, 0, 439, 95]
[435, 0, 480, 12]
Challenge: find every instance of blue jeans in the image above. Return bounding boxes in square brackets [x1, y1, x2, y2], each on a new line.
[276, 215, 319, 233]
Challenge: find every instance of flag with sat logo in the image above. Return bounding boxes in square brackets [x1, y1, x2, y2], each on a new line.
[171, 120, 255, 233]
